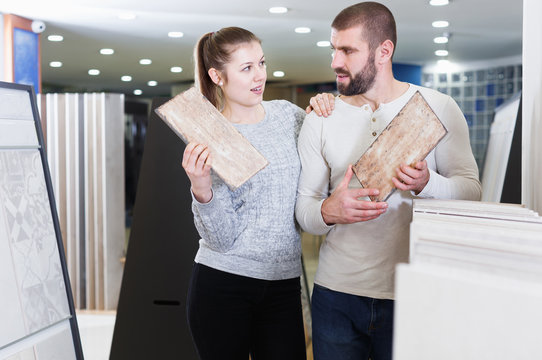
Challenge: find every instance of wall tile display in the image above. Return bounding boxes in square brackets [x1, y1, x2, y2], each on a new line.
[40, 93, 125, 310]
[393, 199, 542, 360]
[0, 81, 82, 359]
[422, 64, 522, 174]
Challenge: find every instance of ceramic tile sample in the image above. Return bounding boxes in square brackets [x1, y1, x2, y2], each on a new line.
[353, 91, 447, 201]
[34, 323, 76, 360]
[5, 348, 36, 360]
[155, 87, 268, 189]
[0, 196, 27, 347]
[0, 149, 71, 337]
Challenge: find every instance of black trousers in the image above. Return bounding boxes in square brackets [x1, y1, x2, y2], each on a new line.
[187, 263, 307, 360]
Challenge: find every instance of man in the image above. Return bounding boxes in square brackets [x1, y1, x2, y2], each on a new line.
[295, 2, 482, 360]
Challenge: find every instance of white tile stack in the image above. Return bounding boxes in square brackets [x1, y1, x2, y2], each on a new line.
[394, 199, 542, 360]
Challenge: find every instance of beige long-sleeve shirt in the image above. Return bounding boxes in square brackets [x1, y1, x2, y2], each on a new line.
[295, 84, 481, 299]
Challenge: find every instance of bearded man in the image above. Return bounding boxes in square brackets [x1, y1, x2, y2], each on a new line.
[295, 2, 482, 360]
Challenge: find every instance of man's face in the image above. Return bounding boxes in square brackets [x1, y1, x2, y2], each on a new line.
[330, 26, 377, 96]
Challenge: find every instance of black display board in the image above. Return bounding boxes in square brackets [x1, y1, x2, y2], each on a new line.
[110, 98, 199, 359]
[500, 97, 522, 204]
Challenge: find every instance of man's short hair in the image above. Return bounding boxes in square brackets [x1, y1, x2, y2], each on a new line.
[332, 1, 397, 57]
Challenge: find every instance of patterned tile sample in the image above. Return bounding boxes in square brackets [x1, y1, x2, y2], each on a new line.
[0, 149, 70, 344]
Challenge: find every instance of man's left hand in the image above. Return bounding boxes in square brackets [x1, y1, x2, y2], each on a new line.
[392, 160, 430, 195]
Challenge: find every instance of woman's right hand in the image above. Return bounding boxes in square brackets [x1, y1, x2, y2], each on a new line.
[182, 142, 213, 203]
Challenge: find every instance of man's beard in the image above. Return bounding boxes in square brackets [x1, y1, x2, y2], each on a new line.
[336, 53, 377, 96]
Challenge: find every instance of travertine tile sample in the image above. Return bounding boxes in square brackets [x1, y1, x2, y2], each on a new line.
[353, 91, 447, 201]
[0, 150, 71, 338]
[155, 87, 268, 189]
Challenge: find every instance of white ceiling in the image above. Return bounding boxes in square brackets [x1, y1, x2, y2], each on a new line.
[1, 0, 523, 97]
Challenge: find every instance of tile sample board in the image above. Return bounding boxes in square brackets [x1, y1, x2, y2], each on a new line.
[353, 91, 447, 201]
[0, 81, 82, 359]
[155, 87, 268, 189]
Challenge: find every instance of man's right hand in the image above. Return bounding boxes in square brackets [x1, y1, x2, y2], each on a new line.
[321, 165, 388, 225]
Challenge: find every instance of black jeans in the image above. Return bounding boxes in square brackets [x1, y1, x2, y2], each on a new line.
[187, 263, 307, 360]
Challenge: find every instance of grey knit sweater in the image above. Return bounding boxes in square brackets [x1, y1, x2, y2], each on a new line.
[191, 100, 306, 280]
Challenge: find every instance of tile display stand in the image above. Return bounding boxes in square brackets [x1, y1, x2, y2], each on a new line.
[0, 81, 83, 359]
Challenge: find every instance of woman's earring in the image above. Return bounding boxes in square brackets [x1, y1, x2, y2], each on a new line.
[218, 81, 223, 86]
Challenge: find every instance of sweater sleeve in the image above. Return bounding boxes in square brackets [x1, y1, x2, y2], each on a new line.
[417, 96, 482, 200]
[191, 172, 247, 253]
[295, 113, 335, 235]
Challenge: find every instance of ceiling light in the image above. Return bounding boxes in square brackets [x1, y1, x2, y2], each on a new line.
[437, 59, 450, 65]
[49, 61, 62, 68]
[170, 66, 183, 73]
[118, 12, 136, 20]
[47, 35, 63, 42]
[100, 48, 114, 55]
[295, 27, 311, 34]
[133, 89, 143, 95]
[269, 7, 288, 14]
[435, 49, 449, 56]
[429, 0, 449, 5]
[139, 59, 152, 65]
[432, 21, 449, 28]
[121, 75, 132, 82]
[147, 80, 158, 86]
[168, 32, 184, 38]
[317, 40, 331, 47]
[273, 71, 285, 78]
[88, 69, 100, 76]
[433, 36, 449, 44]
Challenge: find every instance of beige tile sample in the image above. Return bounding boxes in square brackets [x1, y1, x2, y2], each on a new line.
[353, 91, 447, 201]
[155, 87, 268, 189]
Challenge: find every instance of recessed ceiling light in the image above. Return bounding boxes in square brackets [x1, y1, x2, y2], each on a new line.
[134, 89, 143, 95]
[269, 7, 288, 14]
[429, 0, 449, 6]
[437, 59, 450, 65]
[148, 80, 158, 86]
[433, 36, 449, 44]
[273, 71, 285, 78]
[295, 27, 311, 34]
[317, 40, 331, 47]
[88, 69, 100, 76]
[435, 49, 449, 56]
[168, 32, 184, 38]
[139, 59, 152, 65]
[118, 12, 136, 20]
[48, 35, 63, 42]
[100, 48, 114, 55]
[432, 20, 449, 28]
[121, 75, 132, 82]
[170, 66, 183, 73]
[49, 61, 62, 68]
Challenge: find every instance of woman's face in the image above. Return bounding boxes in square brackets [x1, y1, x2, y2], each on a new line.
[221, 41, 267, 109]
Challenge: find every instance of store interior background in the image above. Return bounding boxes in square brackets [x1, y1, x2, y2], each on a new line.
[2, 0, 542, 359]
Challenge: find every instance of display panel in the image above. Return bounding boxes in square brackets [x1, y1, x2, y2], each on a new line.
[0, 81, 83, 359]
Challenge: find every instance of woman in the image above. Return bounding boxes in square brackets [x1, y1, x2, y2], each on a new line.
[183, 27, 307, 360]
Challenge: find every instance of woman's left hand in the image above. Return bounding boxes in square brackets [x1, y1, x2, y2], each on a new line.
[306, 92, 335, 117]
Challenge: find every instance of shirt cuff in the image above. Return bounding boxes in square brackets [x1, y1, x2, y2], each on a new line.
[191, 187, 214, 205]
[414, 169, 439, 198]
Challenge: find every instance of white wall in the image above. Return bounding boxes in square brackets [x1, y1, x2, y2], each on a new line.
[522, 0, 542, 213]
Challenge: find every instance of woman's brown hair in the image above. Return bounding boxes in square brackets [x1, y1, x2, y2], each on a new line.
[194, 27, 261, 109]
